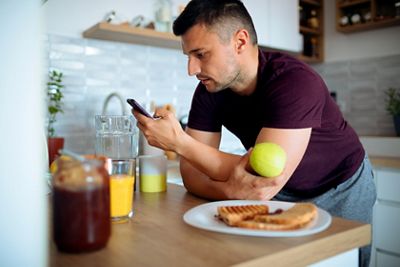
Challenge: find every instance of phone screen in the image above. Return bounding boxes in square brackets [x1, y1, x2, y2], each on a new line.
[127, 99, 153, 118]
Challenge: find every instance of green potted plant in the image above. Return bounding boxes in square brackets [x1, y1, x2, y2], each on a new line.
[47, 70, 65, 165]
[385, 87, 400, 136]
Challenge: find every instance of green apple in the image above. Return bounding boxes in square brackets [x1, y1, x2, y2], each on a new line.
[249, 142, 286, 178]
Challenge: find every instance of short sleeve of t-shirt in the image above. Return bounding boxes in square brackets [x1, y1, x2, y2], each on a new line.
[261, 69, 324, 129]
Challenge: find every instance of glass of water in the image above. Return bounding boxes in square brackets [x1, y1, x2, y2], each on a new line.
[95, 115, 139, 159]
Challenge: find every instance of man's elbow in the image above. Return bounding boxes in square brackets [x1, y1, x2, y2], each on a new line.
[180, 173, 197, 194]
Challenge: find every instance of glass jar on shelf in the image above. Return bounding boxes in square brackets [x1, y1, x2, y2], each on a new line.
[350, 13, 361, 25]
[154, 0, 173, 32]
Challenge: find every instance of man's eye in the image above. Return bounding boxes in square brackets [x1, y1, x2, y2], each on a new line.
[196, 52, 205, 59]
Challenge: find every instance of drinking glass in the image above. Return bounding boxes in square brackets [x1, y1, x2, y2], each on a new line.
[139, 155, 167, 193]
[109, 159, 135, 221]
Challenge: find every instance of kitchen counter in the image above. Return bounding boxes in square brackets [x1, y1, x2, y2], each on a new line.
[50, 184, 371, 267]
[369, 156, 400, 171]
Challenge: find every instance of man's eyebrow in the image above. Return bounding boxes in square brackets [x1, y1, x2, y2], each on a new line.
[183, 48, 204, 55]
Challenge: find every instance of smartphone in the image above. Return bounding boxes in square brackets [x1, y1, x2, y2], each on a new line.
[127, 98, 153, 118]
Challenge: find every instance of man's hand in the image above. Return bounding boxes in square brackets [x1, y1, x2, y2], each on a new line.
[132, 107, 186, 152]
[223, 149, 287, 200]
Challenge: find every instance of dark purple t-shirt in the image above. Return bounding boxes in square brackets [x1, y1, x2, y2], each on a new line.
[187, 50, 365, 197]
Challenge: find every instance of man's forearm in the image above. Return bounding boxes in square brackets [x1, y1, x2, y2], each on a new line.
[179, 157, 231, 200]
[175, 133, 241, 181]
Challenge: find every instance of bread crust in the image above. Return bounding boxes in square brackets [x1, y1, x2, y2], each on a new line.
[236, 220, 311, 231]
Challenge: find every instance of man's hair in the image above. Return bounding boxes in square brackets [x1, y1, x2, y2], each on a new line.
[173, 0, 258, 45]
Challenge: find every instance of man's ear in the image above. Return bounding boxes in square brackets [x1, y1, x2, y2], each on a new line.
[234, 29, 250, 53]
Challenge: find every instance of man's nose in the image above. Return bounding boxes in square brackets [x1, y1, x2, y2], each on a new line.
[188, 58, 201, 76]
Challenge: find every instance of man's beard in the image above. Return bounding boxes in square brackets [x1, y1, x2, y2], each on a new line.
[206, 64, 241, 92]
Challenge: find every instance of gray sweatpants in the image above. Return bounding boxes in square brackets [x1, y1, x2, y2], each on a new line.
[273, 155, 377, 267]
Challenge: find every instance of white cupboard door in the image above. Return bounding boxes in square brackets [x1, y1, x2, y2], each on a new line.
[245, 0, 300, 52]
[374, 203, 400, 254]
[244, 0, 270, 47]
[268, 0, 300, 52]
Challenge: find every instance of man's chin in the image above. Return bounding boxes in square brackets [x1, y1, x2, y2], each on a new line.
[201, 80, 214, 90]
[202, 82, 225, 93]
[205, 85, 222, 93]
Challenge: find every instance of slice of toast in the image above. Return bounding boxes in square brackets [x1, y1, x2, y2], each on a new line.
[253, 203, 317, 226]
[217, 205, 269, 226]
[236, 219, 311, 231]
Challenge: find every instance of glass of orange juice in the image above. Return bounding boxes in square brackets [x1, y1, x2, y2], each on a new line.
[109, 159, 135, 222]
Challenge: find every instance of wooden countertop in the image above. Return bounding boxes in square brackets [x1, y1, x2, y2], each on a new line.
[369, 156, 400, 170]
[50, 184, 371, 267]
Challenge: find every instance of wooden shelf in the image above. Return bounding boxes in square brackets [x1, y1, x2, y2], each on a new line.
[337, 17, 400, 33]
[83, 22, 181, 50]
[300, 26, 321, 35]
[336, 0, 400, 33]
[84, 22, 301, 57]
[337, 0, 370, 8]
[298, 54, 323, 64]
[300, 0, 321, 7]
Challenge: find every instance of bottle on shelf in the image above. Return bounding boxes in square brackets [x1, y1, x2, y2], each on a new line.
[310, 37, 318, 58]
[307, 9, 319, 29]
[303, 36, 318, 58]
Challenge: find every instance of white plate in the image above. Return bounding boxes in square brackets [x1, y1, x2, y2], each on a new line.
[183, 200, 332, 237]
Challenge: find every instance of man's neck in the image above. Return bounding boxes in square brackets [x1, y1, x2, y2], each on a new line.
[230, 47, 259, 96]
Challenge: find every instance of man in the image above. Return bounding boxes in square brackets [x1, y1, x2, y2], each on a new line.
[133, 1, 376, 266]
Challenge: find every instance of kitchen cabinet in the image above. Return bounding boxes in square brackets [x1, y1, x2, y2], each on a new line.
[245, 0, 301, 52]
[371, 168, 400, 267]
[299, 0, 324, 63]
[336, 0, 400, 33]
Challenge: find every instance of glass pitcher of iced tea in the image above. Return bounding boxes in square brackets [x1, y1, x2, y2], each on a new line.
[52, 158, 111, 253]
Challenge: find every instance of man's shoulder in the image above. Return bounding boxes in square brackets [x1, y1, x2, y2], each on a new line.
[262, 50, 310, 70]
[259, 50, 319, 83]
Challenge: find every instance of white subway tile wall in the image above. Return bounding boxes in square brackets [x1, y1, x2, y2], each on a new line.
[46, 34, 400, 154]
[46, 34, 198, 154]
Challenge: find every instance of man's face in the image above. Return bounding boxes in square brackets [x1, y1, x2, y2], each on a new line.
[181, 23, 241, 93]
